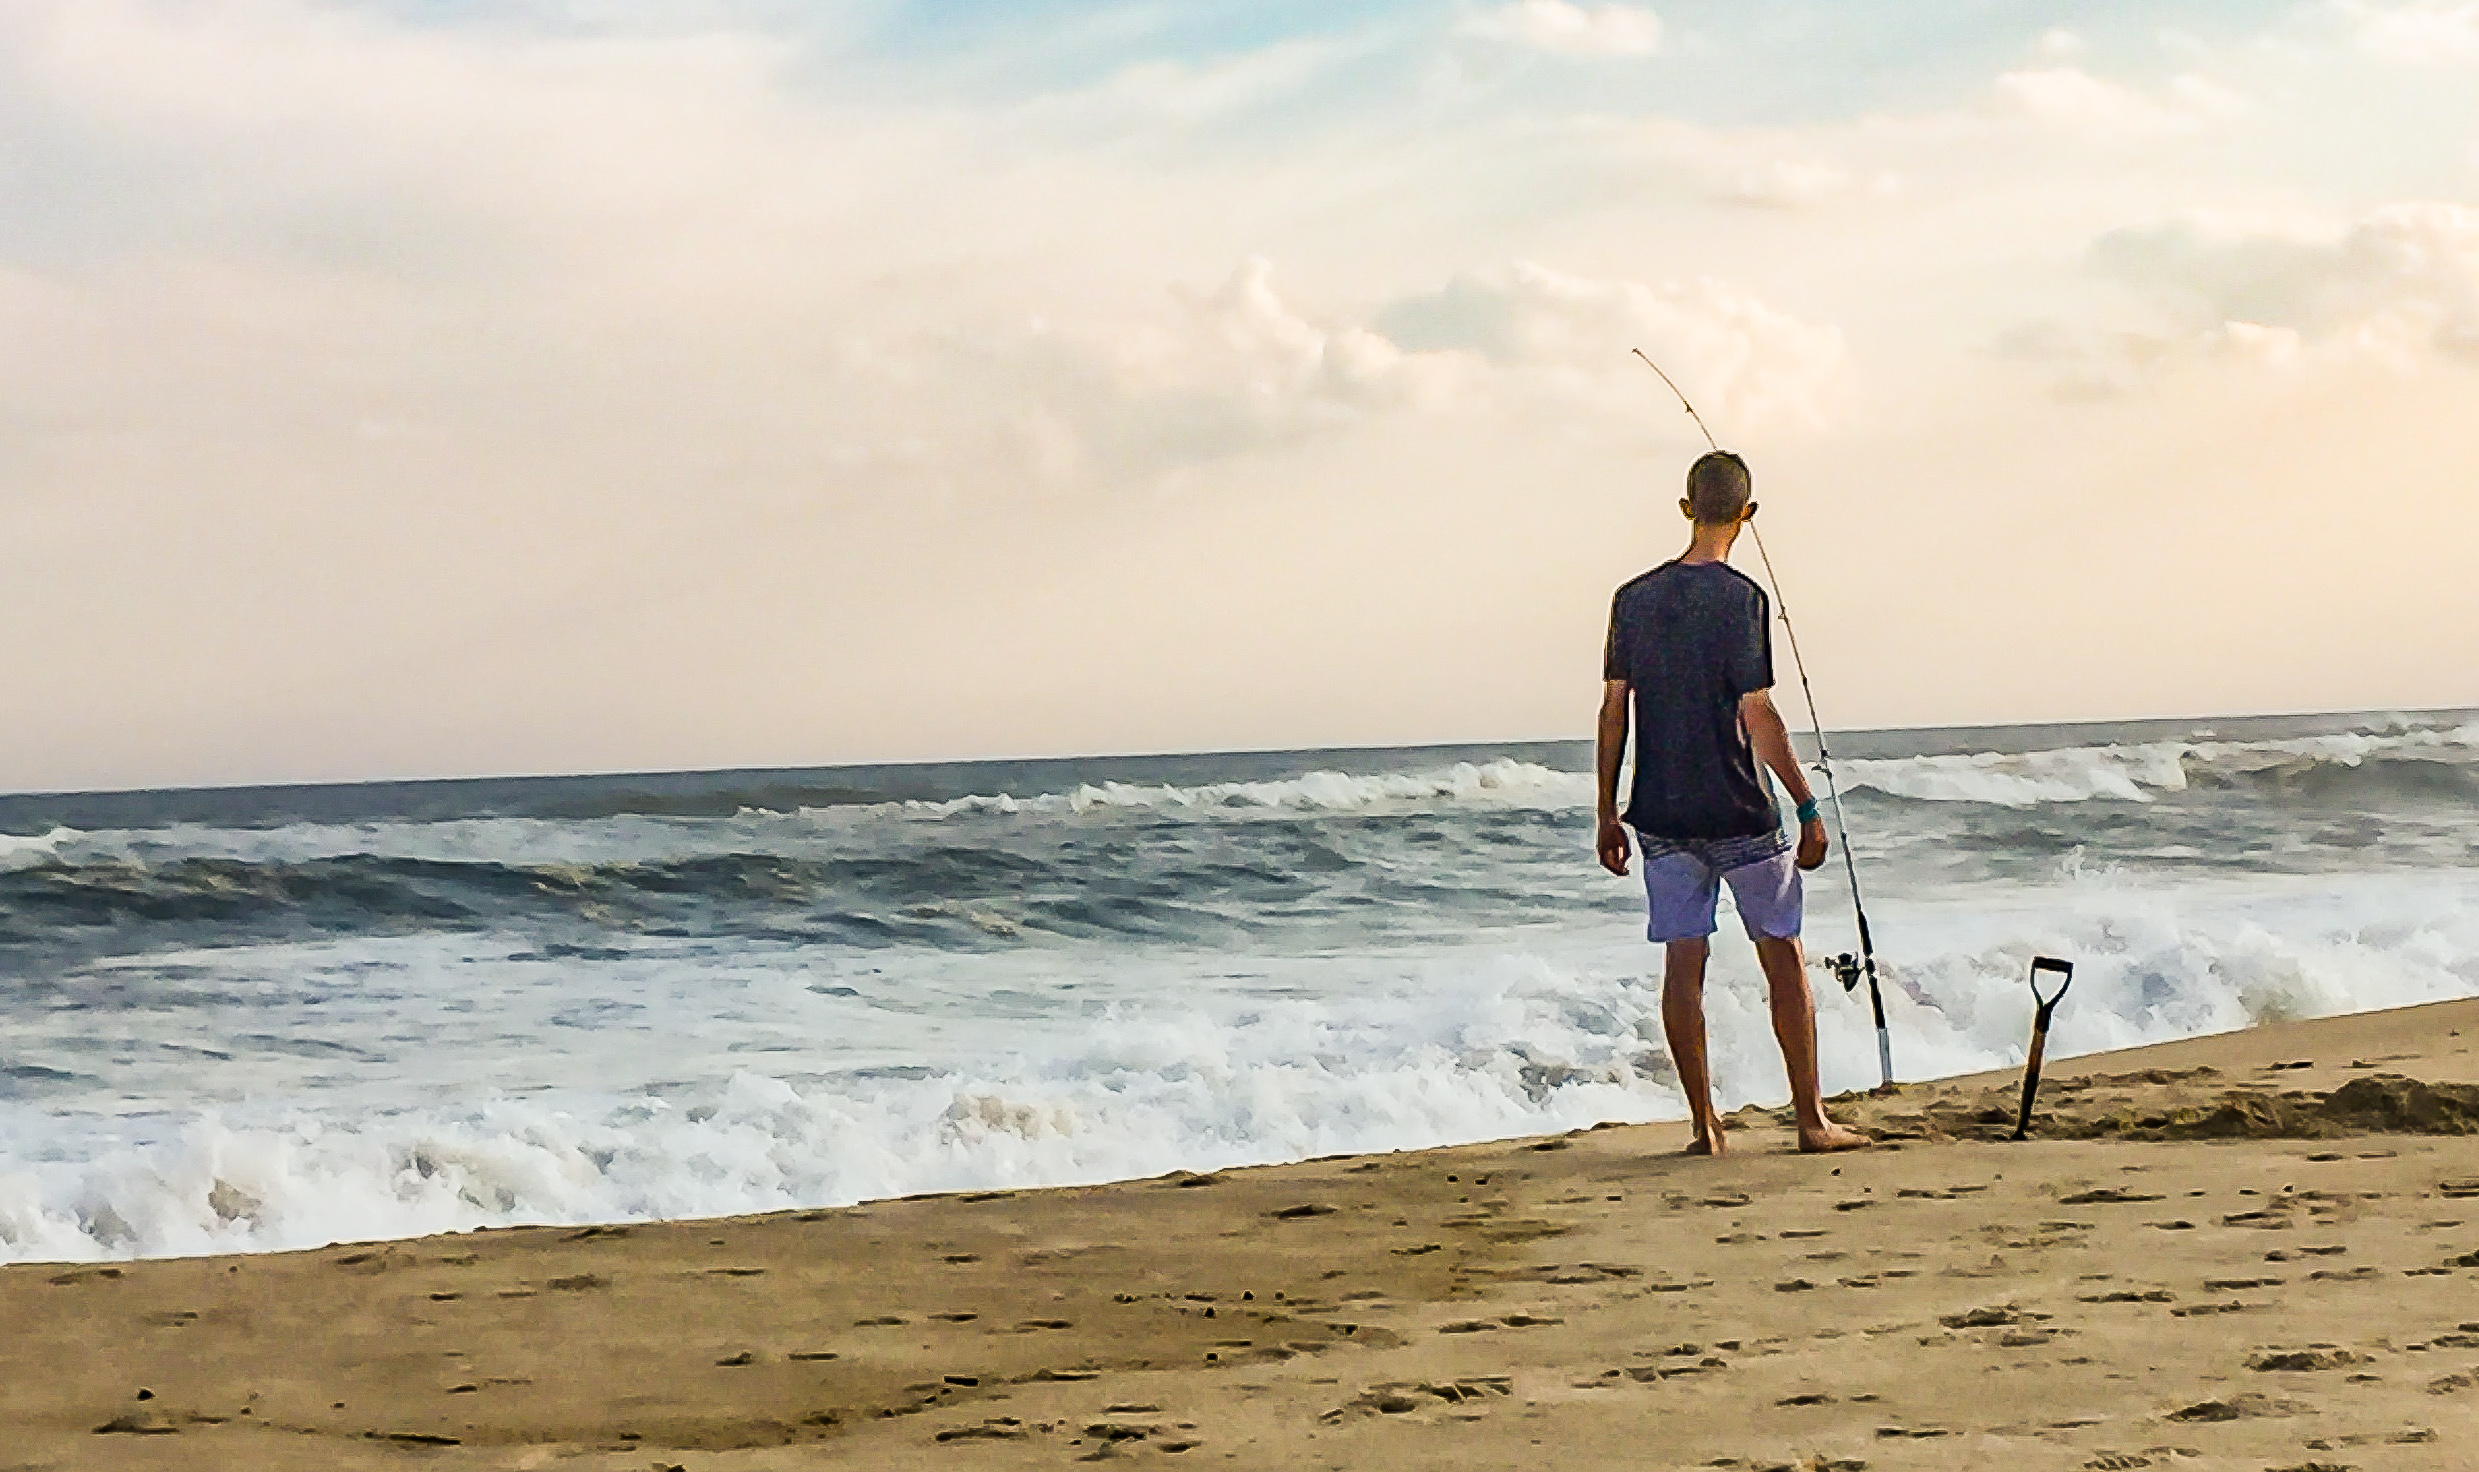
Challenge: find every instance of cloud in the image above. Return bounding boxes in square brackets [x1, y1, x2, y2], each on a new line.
[1989, 66, 2246, 138]
[2342, 2, 2479, 65]
[2007, 201, 2479, 395]
[870, 259, 1847, 497]
[1019, 37, 1362, 128]
[1460, 1, 1663, 59]
[927, 260, 1452, 490]
[1711, 157, 1901, 210]
[2096, 202, 2479, 356]
[1374, 262, 1847, 427]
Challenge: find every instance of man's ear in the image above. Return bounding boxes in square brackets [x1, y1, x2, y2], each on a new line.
[1679, 497, 1695, 521]
[1741, 501, 1759, 524]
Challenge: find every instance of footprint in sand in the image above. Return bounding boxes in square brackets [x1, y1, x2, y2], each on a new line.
[1321, 1378, 1510, 1421]
[2167, 1393, 2306, 1421]
[1938, 1305, 2033, 1329]
[2247, 1349, 2370, 1372]
[934, 1418, 1027, 1443]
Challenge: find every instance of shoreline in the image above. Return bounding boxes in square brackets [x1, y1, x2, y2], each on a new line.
[7, 997, 2478, 1469]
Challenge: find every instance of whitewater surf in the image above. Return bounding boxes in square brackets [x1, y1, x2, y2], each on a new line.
[1, 710, 2472, 1261]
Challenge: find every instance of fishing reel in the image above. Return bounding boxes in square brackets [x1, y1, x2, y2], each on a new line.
[1827, 951, 1864, 994]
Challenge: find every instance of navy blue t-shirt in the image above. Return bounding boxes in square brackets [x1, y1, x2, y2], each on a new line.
[1603, 560, 1779, 840]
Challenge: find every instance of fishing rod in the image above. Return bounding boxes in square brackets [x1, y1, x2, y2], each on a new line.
[1629, 347, 1896, 1090]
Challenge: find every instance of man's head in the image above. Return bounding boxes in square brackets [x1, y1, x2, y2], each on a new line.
[1680, 450, 1754, 526]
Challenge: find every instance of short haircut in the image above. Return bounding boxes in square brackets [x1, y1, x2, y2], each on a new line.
[1686, 450, 1752, 525]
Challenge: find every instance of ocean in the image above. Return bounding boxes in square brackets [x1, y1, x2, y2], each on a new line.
[3, 710, 2474, 1263]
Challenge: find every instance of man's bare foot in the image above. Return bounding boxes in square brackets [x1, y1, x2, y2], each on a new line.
[1683, 1131, 1726, 1157]
[1797, 1123, 1871, 1153]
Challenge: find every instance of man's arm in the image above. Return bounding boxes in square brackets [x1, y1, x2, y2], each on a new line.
[1740, 688, 1829, 871]
[1596, 679, 1632, 876]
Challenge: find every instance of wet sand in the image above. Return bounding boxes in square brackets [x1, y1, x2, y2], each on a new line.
[8, 997, 2478, 1471]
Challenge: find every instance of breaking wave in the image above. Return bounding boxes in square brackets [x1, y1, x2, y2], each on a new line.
[4, 864, 2475, 1262]
[894, 758, 1592, 819]
[1837, 722, 2479, 808]
[3, 712, 2473, 1263]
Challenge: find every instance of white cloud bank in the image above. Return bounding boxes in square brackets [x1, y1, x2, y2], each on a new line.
[2004, 200, 2479, 395]
[1461, 1, 1663, 58]
[1990, 66, 2246, 137]
[2344, 1, 2479, 65]
[888, 259, 1846, 497]
[2098, 202, 2479, 363]
[1375, 263, 1846, 425]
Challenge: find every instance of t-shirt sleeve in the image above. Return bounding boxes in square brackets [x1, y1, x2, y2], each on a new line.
[1602, 589, 1629, 682]
[1727, 586, 1774, 696]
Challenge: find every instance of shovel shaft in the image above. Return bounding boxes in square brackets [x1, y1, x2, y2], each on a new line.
[2012, 1022, 2051, 1140]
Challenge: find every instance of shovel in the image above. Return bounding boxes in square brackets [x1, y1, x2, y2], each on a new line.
[2011, 957, 2075, 1141]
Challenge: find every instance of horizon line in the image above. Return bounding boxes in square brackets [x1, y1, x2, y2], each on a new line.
[4, 703, 2473, 807]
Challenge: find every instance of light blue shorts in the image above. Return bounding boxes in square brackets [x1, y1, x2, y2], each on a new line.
[1637, 836, 1803, 943]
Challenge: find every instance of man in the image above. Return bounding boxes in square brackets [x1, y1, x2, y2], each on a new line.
[1595, 450, 1868, 1156]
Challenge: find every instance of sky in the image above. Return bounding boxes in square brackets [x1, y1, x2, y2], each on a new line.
[3, 0, 2476, 792]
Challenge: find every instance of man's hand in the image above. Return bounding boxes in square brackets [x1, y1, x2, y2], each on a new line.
[1795, 817, 1829, 872]
[1594, 679, 1632, 878]
[1597, 817, 1633, 877]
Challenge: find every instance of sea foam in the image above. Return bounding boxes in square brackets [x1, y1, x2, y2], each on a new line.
[6, 864, 2473, 1263]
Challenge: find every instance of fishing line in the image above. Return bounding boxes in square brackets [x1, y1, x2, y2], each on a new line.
[1628, 347, 1896, 1089]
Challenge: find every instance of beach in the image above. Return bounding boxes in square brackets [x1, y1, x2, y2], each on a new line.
[10, 996, 2477, 1471]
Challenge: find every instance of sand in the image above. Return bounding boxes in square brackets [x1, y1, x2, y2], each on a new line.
[8, 998, 2479, 1472]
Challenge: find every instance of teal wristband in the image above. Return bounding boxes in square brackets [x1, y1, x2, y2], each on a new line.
[1795, 798, 1821, 824]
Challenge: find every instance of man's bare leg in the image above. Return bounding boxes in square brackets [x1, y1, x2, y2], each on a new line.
[1753, 935, 1870, 1153]
[1661, 938, 1725, 1155]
